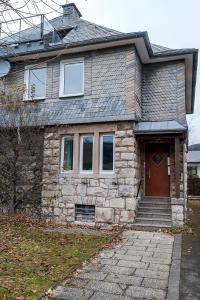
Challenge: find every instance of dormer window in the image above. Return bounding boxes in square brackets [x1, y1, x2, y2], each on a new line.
[24, 65, 47, 100]
[59, 60, 84, 97]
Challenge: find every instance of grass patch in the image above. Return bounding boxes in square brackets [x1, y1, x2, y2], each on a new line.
[0, 218, 111, 300]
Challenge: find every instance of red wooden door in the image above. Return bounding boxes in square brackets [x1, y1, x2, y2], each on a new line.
[145, 143, 170, 197]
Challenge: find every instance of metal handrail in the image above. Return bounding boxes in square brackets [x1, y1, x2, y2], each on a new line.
[136, 179, 142, 198]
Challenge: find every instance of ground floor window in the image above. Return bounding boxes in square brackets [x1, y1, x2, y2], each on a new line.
[61, 135, 74, 172]
[60, 132, 115, 174]
[100, 134, 115, 173]
[80, 135, 94, 173]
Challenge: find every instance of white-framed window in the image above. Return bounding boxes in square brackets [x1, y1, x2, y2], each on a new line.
[59, 60, 84, 97]
[100, 133, 115, 174]
[61, 135, 74, 172]
[24, 65, 47, 100]
[80, 135, 94, 173]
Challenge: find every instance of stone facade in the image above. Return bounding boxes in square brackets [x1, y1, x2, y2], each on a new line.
[41, 122, 141, 225]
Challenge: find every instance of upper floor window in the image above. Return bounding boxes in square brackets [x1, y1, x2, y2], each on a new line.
[59, 60, 84, 97]
[61, 135, 74, 172]
[24, 66, 47, 100]
[100, 134, 115, 173]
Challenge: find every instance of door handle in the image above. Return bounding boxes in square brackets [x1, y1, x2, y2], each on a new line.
[167, 157, 171, 176]
[148, 168, 150, 179]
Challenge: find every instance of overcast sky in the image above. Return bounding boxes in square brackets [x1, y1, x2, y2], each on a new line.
[71, 0, 199, 145]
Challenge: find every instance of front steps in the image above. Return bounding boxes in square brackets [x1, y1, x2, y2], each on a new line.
[133, 197, 172, 228]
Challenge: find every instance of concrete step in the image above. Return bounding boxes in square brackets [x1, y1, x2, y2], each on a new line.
[137, 212, 171, 219]
[141, 200, 171, 205]
[135, 217, 172, 226]
[139, 202, 171, 208]
[143, 196, 170, 201]
[138, 207, 171, 213]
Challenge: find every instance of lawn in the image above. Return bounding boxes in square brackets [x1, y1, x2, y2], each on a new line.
[0, 216, 111, 300]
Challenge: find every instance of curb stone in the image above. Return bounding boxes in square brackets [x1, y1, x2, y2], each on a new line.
[167, 234, 182, 300]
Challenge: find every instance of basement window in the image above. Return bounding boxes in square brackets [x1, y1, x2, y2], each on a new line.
[75, 205, 95, 223]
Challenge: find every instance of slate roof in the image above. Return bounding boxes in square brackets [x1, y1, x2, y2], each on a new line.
[134, 121, 186, 134]
[0, 5, 173, 58]
[151, 44, 171, 53]
[187, 151, 200, 163]
[0, 11, 121, 57]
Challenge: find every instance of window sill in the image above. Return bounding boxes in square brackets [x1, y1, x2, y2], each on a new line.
[59, 93, 84, 98]
[59, 173, 116, 179]
[60, 171, 73, 175]
[74, 221, 95, 226]
[23, 97, 45, 102]
[100, 171, 115, 175]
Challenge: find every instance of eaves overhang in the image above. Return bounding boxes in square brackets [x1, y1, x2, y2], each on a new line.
[134, 120, 187, 135]
[2, 31, 198, 114]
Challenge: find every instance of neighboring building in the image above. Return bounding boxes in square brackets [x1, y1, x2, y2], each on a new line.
[187, 151, 200, 197]
[0, 3, 198, 227]
[187, 151, 200, 177]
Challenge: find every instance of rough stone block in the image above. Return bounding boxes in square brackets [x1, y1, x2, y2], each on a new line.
[121, 153, 134, 160]
[62, 185, 76, 196]
[120, 210, 135, 223]
[110, 198, 125, 208]
[87, 187, 107, 197]
[121, 138, 134, 146]
[96, 207, 114, 223]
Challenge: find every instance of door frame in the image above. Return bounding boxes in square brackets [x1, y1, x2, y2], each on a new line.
[143, 141, 171, 197]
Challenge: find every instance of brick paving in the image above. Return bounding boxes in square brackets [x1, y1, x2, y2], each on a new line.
[50, 231, 174, 300]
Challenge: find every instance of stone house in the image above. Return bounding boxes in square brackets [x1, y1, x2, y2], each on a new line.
[0, 3, 198, 227]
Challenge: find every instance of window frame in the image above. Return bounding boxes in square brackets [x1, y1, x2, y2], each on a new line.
[59, 59, 84, 98]
[80, 134, 94, 174]
[60, 135, 74, 173]
[24, 64, 47, 101]
[100, 133, 115, 174]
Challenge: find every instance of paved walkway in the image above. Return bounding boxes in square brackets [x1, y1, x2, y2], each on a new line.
[50, 230, 174, 300]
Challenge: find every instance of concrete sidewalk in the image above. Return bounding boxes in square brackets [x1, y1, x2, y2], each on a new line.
[50, 230, 174, 300]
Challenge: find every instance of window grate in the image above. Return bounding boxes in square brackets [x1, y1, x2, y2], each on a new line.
[75, 205, 95, 223]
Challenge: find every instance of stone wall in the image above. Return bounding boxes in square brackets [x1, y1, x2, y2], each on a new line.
[171, 141, 188, 226]
[41, 122, 141, 225]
